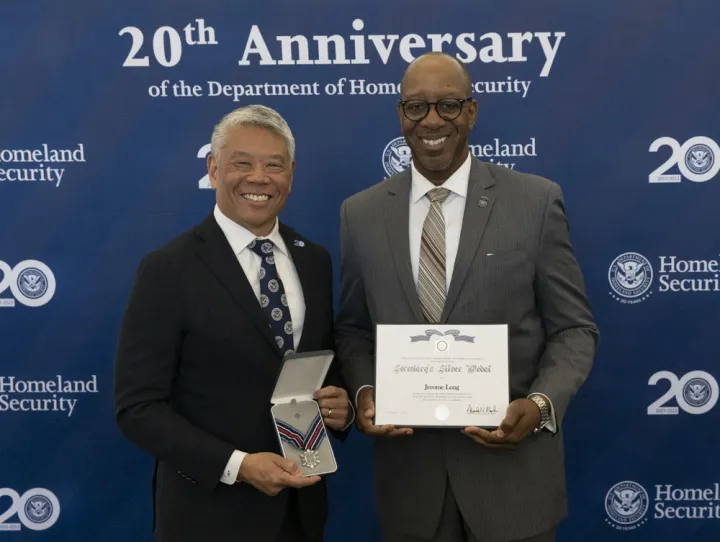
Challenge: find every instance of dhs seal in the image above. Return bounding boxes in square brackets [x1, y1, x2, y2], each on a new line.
[685, 143, 714, 176]
[7, 260, 57, 308]
[683, 377, 712, 408]
[382, 137, 412, 177]
[17, 267, 48, 300]
[605, 481, 649, 531]
[18, 488, 61, 531]
[24, 494, 53, 525]
[608, 252, 653, 303]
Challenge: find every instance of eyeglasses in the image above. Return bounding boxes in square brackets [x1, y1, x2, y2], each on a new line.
[398, 97, 473, 121]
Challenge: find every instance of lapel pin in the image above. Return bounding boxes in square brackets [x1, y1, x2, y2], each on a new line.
[478, 196, 489, 208]
[294, 240, 305, 247]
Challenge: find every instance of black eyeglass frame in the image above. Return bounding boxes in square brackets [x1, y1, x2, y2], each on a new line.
[398, 97, 474, 121]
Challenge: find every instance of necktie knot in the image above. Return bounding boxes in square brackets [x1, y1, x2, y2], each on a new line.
[249, 239, 275, 257]
[427, 187, 450, 204]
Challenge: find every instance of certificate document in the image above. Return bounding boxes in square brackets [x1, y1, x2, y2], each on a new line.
[374, 325, 509, 427]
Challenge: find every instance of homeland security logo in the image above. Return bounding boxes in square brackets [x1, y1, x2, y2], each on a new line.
[649, 136, 719, 183]
[648, 370, 718, 415]
[382, 137, 412, 177]
[685, 142, 714, 176]
[608, 252, 653, 303]
[25, 494, 54, 525]
[605, 480, 720, 526]
[0, 487, 60, 531]
[0, 260, 56, 308]
[0, 375, 98, 417]
[17, 265, 49, 300]
[605, 481, 650, 531]
[683, 376, 713, 409]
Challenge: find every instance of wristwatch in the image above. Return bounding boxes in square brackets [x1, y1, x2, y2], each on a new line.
[529, 394, 551, 433]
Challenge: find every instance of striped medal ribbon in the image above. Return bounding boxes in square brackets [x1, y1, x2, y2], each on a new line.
[276, 412, 326, 469]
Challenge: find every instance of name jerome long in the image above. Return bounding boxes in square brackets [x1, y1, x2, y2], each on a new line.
[425, 384, 461, 391]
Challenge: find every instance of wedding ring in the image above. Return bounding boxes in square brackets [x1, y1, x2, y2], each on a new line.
[327, 408, 332, 417]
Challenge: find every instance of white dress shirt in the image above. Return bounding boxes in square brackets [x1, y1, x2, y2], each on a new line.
[213, 204, 305, 485]
[213, 205, 354, 485]
[409, 153, 471, 291]
[358, 153, 557, 433]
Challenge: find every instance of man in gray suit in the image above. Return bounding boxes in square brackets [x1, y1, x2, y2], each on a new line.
[335, 53, 599, 542]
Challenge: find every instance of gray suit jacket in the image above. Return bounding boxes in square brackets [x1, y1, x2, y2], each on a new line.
[335, 157, 599, 542]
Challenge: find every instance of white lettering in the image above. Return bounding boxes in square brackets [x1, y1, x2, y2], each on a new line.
[52, 168, 64, 188]
[207, 81, 222, 96]
[659, 256, 676, 273]
[349, 79, 400, 95]
[238, 25, 277, 66]
[656, 484, 672, 500]
[428, 33, 452, 52]
[659, 275, 720, 292]
[478, 32, 507, 64]
[455, 33, 477, 62]
[314, 35, 350, 65]
[535, 32, 566, 77]
[277, 35, 313, 65]
[399, 34, 426, 62]
[350, 19, 370, 65]
[0, 376, 15, 393]
[508, 32, 533, 61]
[232, 26, 565, 76]
[368, 34, 399, 64]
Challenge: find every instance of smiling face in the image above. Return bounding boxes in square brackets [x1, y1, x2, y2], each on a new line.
[398, 55, 477, 184]
[207, 124, 295, 236]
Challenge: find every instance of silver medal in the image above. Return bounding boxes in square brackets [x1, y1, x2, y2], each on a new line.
[300, 449, 320, 469]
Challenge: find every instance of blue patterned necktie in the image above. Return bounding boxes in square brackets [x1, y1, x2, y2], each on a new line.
[248, 239, 295, 356]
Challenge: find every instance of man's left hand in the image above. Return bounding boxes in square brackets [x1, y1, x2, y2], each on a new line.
[313, 386, 351, 430]
[463, 399, 541, 448]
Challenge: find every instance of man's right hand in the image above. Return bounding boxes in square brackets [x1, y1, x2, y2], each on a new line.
[238, 453, 321, 496]
[356, 387, 413, 437]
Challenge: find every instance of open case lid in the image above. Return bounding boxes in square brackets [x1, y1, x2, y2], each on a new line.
[271, 350, 334, 405]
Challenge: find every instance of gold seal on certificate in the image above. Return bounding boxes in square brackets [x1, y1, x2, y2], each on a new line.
[374, 325, 510, 427]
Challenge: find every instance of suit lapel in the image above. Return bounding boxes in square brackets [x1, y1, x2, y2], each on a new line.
[440, 158, 497, 322]
[384, 170, 426, 323]
[194, 214, 281, 354]
[280, 225, 317, 353]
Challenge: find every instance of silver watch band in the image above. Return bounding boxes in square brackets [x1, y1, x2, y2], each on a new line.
[529, 394, 550, 433]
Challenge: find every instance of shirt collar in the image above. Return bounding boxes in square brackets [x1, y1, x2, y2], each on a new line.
[410, 152, 472, 204]
[212, 204, 288, 256]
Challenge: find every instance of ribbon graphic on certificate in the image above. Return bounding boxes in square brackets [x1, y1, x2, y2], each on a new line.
[409, 329, 476, 343]
[276, 413, 326, 469]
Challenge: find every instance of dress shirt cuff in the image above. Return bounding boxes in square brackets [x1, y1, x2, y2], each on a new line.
[355, 384, 374, 410]
[528, 393, 557, 434]
[220, 450, 247, 485]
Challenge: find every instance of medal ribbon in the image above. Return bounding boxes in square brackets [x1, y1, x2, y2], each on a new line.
[276, 412, 326, 451]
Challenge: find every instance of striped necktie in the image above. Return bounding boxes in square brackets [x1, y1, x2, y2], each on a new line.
[418, 187, 450, 323]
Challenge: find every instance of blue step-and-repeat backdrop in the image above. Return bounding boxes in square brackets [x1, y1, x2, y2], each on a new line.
[1, 1, 719, 540]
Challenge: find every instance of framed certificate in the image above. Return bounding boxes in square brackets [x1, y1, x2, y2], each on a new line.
[374, 325, 510, 428]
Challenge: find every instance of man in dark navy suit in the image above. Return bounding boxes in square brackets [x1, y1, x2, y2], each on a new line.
[114, 105, 352, 542]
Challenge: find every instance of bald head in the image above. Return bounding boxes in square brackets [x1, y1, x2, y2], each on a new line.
[400, 53, 473, 98]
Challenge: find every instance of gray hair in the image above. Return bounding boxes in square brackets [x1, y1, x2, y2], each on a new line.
[210, 104, 296, 161]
